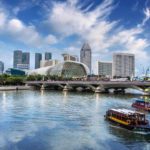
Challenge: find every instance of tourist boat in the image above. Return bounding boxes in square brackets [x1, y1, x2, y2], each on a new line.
[132, 100, 150, 111]
[105, 108, 150, 132]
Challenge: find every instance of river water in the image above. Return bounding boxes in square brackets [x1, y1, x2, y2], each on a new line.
[0, 90, 149, 150]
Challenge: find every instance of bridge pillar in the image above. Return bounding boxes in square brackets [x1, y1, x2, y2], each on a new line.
[41, 84, 45, 90]
[25, 83, 28, 86]
[63, 85, 69, 92]
[143, 88, 150, 96]
[95, 86, 101, 93]
[95, 86, 107, 93]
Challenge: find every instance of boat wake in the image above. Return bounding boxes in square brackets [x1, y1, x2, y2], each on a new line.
[109, 124, 150, 135]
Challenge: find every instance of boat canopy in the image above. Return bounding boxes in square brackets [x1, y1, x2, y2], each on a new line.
[110, 109, 144, 115]
[135, 100, 145, 103]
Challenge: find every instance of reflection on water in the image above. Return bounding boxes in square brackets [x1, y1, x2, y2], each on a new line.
[63, 91, 68, 104]
[0, 90, 149, 150]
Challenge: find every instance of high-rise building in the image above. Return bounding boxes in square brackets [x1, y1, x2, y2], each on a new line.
[97, 61, 112, 77]
[80, 43, 92, 74]
[35, 53, 42, 69]
[62, 53, 78, 61]
[0, 61, 4, 74]
[13, 50, 22, 68]
[22, 52, 30, 64]
[40, 59, 59, 68]
[22, 52, 30, 69]
[45, 52, 52, 60]
[112, 53, 135, 78]
[13, 50, 30, 70]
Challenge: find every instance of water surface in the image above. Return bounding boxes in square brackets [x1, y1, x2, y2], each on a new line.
[0, 90, 149, 150]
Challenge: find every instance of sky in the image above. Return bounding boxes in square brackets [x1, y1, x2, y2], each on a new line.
[0, 0, 150, 74]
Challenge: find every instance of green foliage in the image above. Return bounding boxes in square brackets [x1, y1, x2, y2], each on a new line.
[5, 76, 24, 85]
[25, 74, 73, 81]
[26, 75, 43, 81]
[0, 74, 25, 85]
[0, 73, 75, 85]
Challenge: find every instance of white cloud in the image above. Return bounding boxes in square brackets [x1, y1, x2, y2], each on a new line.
[44, 34, 58, 45]
[0, 0, 150, 73]
[141, 7, 150, 26]
[48, 0, 150, 74]
[0, 9, 58, 47]
[0, 9, 7, 28]
[49, 0, 115, 37]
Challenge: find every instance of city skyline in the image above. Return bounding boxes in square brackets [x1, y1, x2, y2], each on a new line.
[0, 0, 150, 74]
[0, 47, 140, 77]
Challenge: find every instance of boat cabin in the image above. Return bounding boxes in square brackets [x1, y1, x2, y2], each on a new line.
[106, 109, 148, 126]
[132, 100, 150, 111]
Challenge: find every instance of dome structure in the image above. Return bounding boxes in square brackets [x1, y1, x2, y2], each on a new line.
[28, 61, 89, 78]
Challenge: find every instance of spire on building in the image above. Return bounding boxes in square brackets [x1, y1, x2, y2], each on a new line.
[80, 42, 92, 74]
[81, 43, 91, 51]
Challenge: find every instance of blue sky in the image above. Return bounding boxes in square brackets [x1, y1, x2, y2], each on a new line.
[0, 0, 150, 74]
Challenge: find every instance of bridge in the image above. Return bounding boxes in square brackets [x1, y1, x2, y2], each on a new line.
[25, 80, 150, 94]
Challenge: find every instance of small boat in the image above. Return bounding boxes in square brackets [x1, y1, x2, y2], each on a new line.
[105, 108, 150, 132]
[132, 100, 150, 111]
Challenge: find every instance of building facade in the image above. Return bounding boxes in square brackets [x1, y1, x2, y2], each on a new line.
[35, 53, 42, 69]
[17, 64, 30, 70]
[0, 61, 4, 74]
[13, 50, 30, 70]
[62, 53, 78, 61]
[40, 59, 59, 68]
[112, 53, 135, 78]
[45, 52, 52, 60]
[97, 61, 112, 77]
[13, 50, 22, 68]
[80, 43, 91, 74]
[22, 52, 30, 64]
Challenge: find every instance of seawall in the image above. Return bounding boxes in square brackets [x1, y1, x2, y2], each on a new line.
[0, 86, 32, 91]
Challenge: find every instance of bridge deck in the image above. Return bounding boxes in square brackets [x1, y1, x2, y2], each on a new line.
[25, 81, 150, 87]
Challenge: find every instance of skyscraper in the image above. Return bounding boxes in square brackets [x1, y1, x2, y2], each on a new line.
[80, 43, 92, 73]
[45, 52, 52, 60]
[22, 52, 30, 69]
[0, 61, 4, 74]
[97, 61, 112, 77]
[35, 53, 42, 69]
[13, 50, 30, 70]
[22, 52, 30, 64]
[13, 50, 22, 68]
[112, 53, 135, 78]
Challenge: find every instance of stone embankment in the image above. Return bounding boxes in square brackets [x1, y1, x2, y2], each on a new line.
[0, 86, 32, 91]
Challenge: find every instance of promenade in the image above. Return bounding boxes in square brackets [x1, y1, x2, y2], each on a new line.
[0, 86, 31, 91]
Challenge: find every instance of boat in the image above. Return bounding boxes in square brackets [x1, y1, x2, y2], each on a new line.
[132, 100, 150, 111]
[105, 108, 150, 132]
